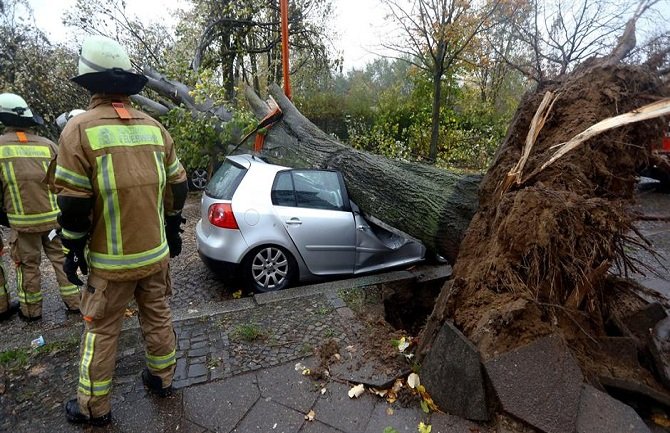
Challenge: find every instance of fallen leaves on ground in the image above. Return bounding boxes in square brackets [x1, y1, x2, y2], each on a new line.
[294, 362, 311, 376]
[124, 308, 136, 317]
[348, 383, 365, 398]
[407, 373, 420, 389]
[232, 290, 243, 299]
[305, 410, 315, 421]
[418, 422, 432, 433]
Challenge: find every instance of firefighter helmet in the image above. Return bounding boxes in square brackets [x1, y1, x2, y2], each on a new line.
[55, 109, 86, 131]
[0, 93, 44, 127]
[71, 35, 147, 95]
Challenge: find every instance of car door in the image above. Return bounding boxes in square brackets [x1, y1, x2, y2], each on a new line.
[271, 169, 356, 275]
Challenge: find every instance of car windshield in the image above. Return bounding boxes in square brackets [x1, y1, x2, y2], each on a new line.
[205, 159, 247, 199]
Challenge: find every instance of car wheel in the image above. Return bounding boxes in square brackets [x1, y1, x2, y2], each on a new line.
[190, 168, 209, 190]
[244, 246, 295, 292]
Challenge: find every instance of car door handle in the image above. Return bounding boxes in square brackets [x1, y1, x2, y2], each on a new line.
[357, 225, 367, 231]
[285, 218, 302, 225]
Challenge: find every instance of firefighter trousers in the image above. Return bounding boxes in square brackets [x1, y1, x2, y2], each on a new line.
[0, 237, 9, 313]
[76, 263, 176, 418]
[9, 230, 80, 318]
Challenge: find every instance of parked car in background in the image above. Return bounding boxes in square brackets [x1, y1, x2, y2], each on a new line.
[188, 167, 210, 191]
[195, 154, 426, 292]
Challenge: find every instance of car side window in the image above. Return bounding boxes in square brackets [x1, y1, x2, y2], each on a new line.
[293, 170, 344, 211]
[272, 170, 345, 211]
[271, 171, 297, 206]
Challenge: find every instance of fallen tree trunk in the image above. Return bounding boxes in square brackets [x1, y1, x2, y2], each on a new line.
[131, 68, 482, 263]
[244, 84, 482, 263]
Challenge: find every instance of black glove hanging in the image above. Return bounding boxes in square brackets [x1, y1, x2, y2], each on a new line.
[61, 235, 89, 286]
[165, 214, 185, 258]
[0, 211, 9, 227]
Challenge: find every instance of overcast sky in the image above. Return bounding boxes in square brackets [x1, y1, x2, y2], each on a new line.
[27, 0, 393, 71]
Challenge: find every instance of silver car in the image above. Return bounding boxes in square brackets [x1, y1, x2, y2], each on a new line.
[195, 154, 425, 292]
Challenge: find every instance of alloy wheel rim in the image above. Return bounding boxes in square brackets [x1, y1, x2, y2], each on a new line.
[251, 247, 288, 290]
[191, 168, 208, 189]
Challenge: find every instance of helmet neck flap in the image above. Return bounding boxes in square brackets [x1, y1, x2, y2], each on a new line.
[0, 93, 44, 128]
[71, 69, 148, 96]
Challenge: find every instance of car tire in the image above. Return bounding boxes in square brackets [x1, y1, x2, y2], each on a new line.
[243, 245, 296, 292]
[189, 168, 209, 191]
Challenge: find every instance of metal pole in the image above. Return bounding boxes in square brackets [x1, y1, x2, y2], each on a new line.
[280, 0, 292, 99]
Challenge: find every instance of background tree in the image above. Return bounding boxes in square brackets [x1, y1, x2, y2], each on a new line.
[63, 0, 175, 70]
[181, 0, 336, 99]
[496, 0, 660, 82]
[380, 0, 502, 161]
[0, 0, 88, 140]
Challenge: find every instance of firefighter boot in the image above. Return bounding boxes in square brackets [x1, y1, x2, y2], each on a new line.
[18, 308, 41, 322]
[142, 368, 173, 397]
[62, 294, 81, 314]
[0, 300, 19, 321]
[65, 399, 111, 426]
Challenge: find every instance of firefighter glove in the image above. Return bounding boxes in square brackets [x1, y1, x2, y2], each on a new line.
[165, 214, 186, 258]
[0, 211, 9, 227]
[61, 236, 89, 286]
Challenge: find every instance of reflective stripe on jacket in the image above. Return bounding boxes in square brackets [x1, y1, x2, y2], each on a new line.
[0, 129, 59, 233]
[54, 95, 187, 281]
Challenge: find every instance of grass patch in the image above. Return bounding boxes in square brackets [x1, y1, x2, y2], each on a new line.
[230, 323, 267, 342]
[337, 287, 367, 312]
[207, 357, 222, 369]
[299, 343, 314, 356]
[34, 336, 79, 355]
[0, 336, 80, 372]
[0, 348, 29, 369]
[316, 305, 332, 315]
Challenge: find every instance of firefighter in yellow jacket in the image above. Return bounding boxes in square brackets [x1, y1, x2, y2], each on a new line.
[0, 93, 81, 321]
[55, 36, 188, 426]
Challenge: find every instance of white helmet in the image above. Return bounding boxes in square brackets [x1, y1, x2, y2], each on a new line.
[71, 35, 147, 95]
[55, 109, 86, 131]
[77, 36, 132, 76]
[0, 93, 44, 127]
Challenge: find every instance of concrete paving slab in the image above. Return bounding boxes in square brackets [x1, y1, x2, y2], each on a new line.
[362, 401, 428, 433]
[599, 376, 670, 407]
[329, 350, 410, 389]
[485, 335, 583, 433]
[312, 381, 377, 433]
[232, 398, 306, 433]
[183, 372, 260, 432]
[257, 358, 321, 412]
[429, 411, 491, 433]
[422, 321, 491, 421]
[299, 420, 349, 433]
[576, 385, 651, 433]
[112, 392, 184, 433]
